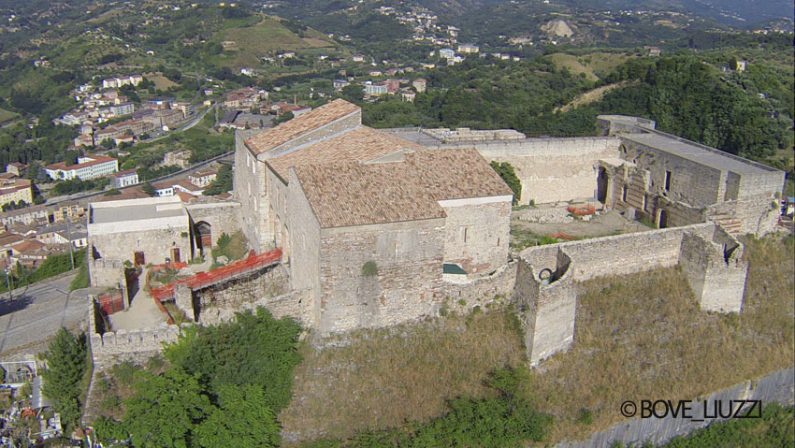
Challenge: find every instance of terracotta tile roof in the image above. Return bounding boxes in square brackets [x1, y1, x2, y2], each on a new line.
[294, 149, 513, 228]
[407, 149, 513, 200]
[267, 126, 423, 180]
[90, 187, 150, 203]
[12, 239, 47, 254]
[0, 232, 24, 247]
[245, 99, 359, 154]
[294, 161, 446, 228]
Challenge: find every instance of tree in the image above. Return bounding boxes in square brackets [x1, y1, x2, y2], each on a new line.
[195, 385, 280, 448]
[273, 111, 294, 125]
[123, 369, 212, 448]
[142, 182, 157, 197]
[202, 164, 232, 196]
[490, 161, 522, 204]
[42, 328, 87, 430]
[341, 84, 364, 104]
[164, 307, 302, 412]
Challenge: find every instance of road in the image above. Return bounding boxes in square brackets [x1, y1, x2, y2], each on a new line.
[0, 274, 97, 357]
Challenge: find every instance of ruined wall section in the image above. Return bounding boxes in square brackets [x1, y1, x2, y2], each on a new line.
[514, 250, 577, 365]
[515, 223, 748, 365]
[619, 139, 724, 209]
[441, 260, 517, 312]
[89, 260, 126, 289]
[707, 194, 781, 236]
[431, 137, 620, 205]
[317, 219, 446, 335]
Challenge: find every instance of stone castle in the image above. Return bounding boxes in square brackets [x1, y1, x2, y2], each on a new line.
[87, 99, 786, 365]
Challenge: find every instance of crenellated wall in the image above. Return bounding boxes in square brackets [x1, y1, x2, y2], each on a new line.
[87, 297, 184, 369]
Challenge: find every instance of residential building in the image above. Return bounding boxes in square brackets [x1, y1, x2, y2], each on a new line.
[0, 177, 33, 208]
[10, 239, 49, 269]
[412, 78, 427, 93]
[5, 163, 26, 177]
[364, 83, 388, 96]
[111, 169, 139, 188]
[458, 43, 479, 54]
[188, 170, 218, 188]
[0, 205, 48, 227]
[45, 156, 119, 181]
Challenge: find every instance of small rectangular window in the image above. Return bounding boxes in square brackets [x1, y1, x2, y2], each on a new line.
[622, 185, 628, 202]
[664, 170, 672, 192]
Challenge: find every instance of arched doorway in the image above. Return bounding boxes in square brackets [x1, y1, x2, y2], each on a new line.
[658, 209, 669, 229]
[196, 221, 212, 254]
[596, 167, 608, 203]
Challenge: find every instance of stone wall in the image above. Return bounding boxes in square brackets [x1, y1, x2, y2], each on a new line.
[234, 129, 272, 251]
[514, 254, 578, 365]
[317, 218, 446, 335]
[440, 260, 518, 312]
[620, 139, 724, 209]
[707, 194, 781, 236]
[191, 265, 289, 323]
[286, 170, 322, 326]
[440, 199, 511, 274]
[515, 223, 748, 365]
[186, 201, 242, 253]
[430, 137, 620, 205]
[89, 259, 126, 289]
[90, 225, 192, 280]
[199, 289, 312, 327]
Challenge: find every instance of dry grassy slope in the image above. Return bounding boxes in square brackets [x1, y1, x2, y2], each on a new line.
[281, 305, 525, 443]
[545, 52, 634, 82]
[210, 16, 338, 68]
[281, 235, 794, 445]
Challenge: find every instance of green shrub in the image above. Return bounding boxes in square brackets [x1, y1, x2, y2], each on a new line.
[361, 261, 378, 277]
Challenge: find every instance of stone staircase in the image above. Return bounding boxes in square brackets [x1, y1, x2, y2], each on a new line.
[708, 213, 743, 235]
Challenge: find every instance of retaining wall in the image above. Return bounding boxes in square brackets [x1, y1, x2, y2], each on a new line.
[558, 368, 795, 448]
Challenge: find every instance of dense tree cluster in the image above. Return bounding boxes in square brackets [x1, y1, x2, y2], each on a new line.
[94, 308, 302, 447]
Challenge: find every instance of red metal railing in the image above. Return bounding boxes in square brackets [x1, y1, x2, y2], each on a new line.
[149, 248, 282, 301]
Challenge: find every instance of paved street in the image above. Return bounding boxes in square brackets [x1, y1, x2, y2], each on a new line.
[0, 274, 93, 357]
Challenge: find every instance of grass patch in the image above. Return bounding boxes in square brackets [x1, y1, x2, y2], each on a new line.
[510, 225, 559, 250]
[657, 403, 794, 448]
[143, 73, 178, 91]
[69, 263, 90, 291]
[280, 309, 525, 443]
[0, 107, 19, 124]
